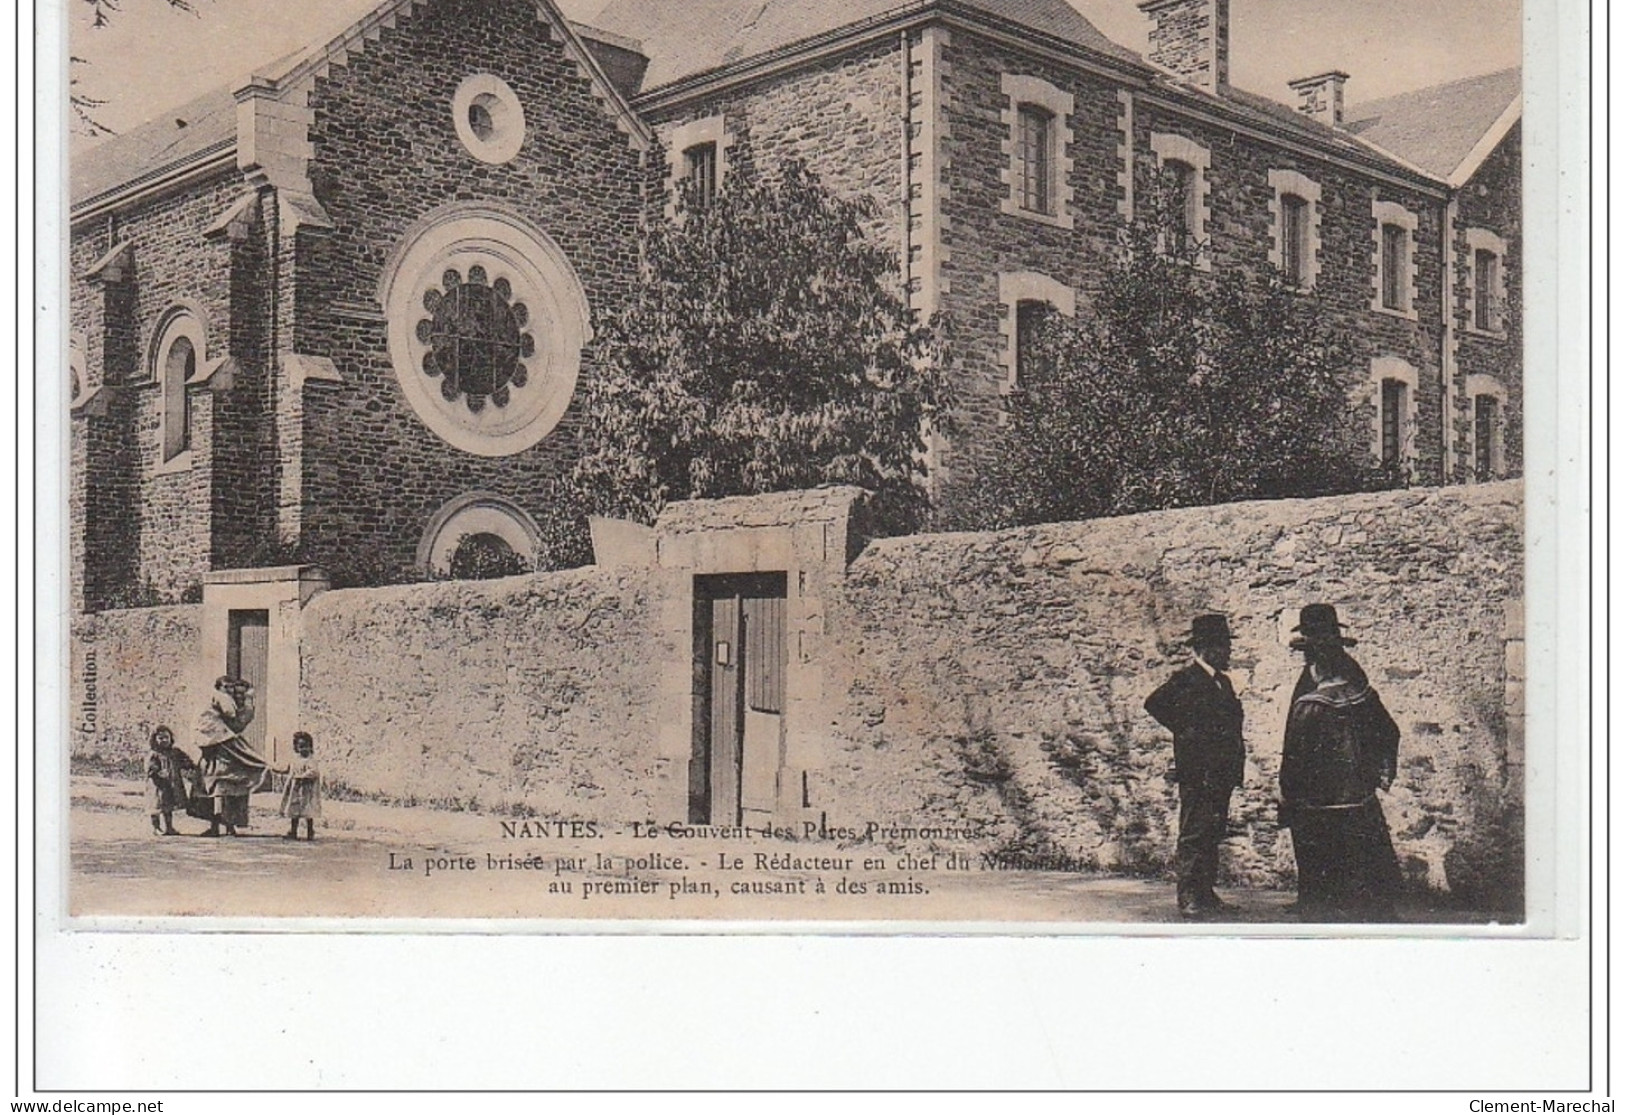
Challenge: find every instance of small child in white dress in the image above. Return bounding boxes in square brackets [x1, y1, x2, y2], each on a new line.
[277, 731, 322, 841]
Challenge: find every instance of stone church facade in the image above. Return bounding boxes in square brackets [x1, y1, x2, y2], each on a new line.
[69, 0, 1523, 613]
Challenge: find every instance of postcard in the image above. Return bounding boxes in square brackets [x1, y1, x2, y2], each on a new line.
[57, 0, 1550, 933]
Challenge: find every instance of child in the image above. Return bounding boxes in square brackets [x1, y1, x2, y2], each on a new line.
[277, 731, 322, 841]
[145, 726, 193, 836]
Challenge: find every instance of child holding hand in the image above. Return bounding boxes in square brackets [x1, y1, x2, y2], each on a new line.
[146, 725, 194, 836]
[277, 731, 322, 841]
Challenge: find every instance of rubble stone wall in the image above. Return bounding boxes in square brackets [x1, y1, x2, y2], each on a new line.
[70, 606, 204, 765]
[69, 483, 1524, 908]
[296, 568, 667, 821]
[821, 481, 1524, 907]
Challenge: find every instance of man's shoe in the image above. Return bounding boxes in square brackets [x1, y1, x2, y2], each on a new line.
[1202, 893, 1238, 912]
[1178, 903, 1209, 921]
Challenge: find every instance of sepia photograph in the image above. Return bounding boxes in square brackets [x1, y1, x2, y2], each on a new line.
[61, 0, 1533, 929]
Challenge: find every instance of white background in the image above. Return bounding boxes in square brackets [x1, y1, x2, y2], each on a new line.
[16, 0, 1605, 1103]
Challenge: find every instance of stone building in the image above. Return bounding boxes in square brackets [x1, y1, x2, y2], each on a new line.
[588, 0, 1523, 506]
[69, 0, 1524, 610]
[70, 0, 651, 613]
[68, 0, 1522, 795]
[69, 0, 1523, 605]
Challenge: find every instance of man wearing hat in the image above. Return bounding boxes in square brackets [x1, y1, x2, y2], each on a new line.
[1144, 614, 1246, 919]
[1279, 604, 1404, 921]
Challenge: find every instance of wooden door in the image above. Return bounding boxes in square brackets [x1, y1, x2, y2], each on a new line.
[227, 610, 270, 761]
[692, 574, 787, 825]
[739, 593, 786, 823]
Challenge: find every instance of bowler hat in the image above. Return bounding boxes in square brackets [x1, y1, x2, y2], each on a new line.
[1185, 613, 1233, 646]
[1290, 603, 1358, 648]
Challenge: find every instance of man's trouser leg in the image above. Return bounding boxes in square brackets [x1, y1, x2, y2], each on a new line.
[1199, 786, 1233, 901]
[1177, 782, 1225, 909]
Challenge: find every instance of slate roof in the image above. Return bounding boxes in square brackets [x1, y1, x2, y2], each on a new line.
[1172, 81, 1419, 171]
[590, 0, 1139, 89]
[73, 84, 238, 208]
[1344, 67, 1521, 180]
[71, 0, 647, 214]
[73, 0, 1520, 214]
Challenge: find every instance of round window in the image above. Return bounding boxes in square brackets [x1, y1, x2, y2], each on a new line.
[417, 265, 535, 415]
[382, 208, 590, 457]
[452, 74, 525, 164]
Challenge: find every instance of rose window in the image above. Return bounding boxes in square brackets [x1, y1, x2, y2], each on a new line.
[382, 208, 590, 458]
[417, 265, 538, 414]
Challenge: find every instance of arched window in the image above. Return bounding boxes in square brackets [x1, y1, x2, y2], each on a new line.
[684, 142, 718, 208]
[1164, 159, 1197, 243]
[163, 337, 196, 461]
[448, 532, 528, 580]
[1268, 170, 1323, 291]
[1280, 195, 1309, 285]
[1371, 201, 1418, 317]
[1380, 378, 1406, 468]
[1014, 299, 1051, 384]
[1464, 228, 1509, 336]
[1000, 74, 1074, 229]
[1465, 373, 1508, 481]
[418, 492, 543, 579]
[150, 310, 207, 465]
[664, 116, 728, 218]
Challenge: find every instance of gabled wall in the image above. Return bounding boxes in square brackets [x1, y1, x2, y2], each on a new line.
[290, 0, 646, 586]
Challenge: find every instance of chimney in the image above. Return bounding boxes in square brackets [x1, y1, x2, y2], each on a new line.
[1138, 0, 1230, 92]
[1288, 71, 1350, 127]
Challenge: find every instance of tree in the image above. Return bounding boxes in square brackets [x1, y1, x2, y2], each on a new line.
[962, 185, 1374, 530]
[446, 533, 529, 581]
[72, 0, 200, 136]
[571, 153, 950, 535]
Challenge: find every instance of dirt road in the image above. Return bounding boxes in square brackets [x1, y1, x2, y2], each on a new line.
[68, 775, 1492, 926]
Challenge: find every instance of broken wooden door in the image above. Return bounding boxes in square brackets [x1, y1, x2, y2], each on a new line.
[692, 573, 788, 825]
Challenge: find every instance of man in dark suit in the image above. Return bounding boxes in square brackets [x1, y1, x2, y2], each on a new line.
[1144, 614, 1246, 920]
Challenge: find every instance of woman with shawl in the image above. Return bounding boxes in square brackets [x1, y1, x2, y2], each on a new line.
[194, 676, 267, 837]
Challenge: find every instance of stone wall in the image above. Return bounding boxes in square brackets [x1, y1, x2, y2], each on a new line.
[70, 606, 204, 765]
[931, 24, 1452, 506]
[643, 38, 907, 255]
[820, 481, 1523, 905]
[1129, 100, 1448, 484]
[70, 173, 254, 606]
[1452, 124, 1522, 481]
[297, 568, 665, 820]
[934, 28, 1129, 497]
[67, 483, 1524, 906]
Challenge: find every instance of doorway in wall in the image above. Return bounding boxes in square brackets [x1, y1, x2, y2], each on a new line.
[226, 609, 270, 761]
[691, 573, 788, 825]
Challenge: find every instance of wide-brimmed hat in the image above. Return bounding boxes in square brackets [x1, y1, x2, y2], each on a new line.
[1185, 613, 1233, 646]
[1290, 603, 1358, 648]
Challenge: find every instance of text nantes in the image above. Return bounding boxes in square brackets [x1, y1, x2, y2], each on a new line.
[499, 819, 601, 839]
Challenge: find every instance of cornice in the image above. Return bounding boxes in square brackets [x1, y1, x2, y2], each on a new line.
[70, 143, 239, 228]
